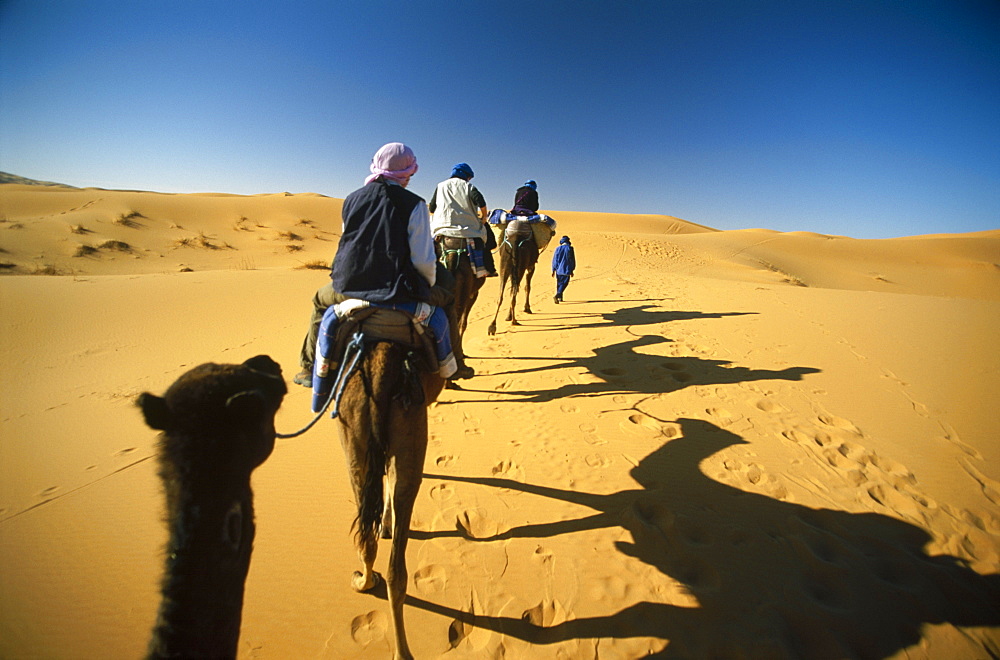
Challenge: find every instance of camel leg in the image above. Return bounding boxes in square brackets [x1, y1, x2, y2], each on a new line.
[381, 466, 395, 539]
[385, 409, 427, 660]
[338, 415, 381, 593]
[523, 263, 535, 314]
[488, 274, 507, 336]
[508, 272, 520, 325]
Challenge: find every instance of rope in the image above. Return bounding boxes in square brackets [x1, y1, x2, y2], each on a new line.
[275, 332, 366, 439]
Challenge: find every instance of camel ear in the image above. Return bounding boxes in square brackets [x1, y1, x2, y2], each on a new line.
[137, 392, 172, 430]
[225, 390, 268, 425]
[243, 354, 281, 376]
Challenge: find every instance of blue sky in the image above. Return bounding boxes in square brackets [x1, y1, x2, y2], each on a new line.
[2, 1, 998, 238]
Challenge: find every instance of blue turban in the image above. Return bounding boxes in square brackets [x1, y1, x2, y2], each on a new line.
[451, 163, 474, 180]
[560, 235, 570, 244]
[522, 180, 537, 190]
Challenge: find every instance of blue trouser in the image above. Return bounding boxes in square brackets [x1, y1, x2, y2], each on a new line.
[312, 301, 456, 412]
[555, 274, 571, 298]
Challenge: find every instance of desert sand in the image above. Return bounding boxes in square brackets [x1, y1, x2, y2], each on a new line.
[1, 182, 998, 658]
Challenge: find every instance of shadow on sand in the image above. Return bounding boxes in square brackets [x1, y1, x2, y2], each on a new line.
[451, 304, 813, 403]
[408, 418, 1000, 657]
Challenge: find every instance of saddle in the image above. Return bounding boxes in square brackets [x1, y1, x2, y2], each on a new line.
[436, 235, 469, 251]
[331, 306, 438, 374]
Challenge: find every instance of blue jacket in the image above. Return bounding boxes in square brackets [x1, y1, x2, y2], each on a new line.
[551, 239, 575, 276]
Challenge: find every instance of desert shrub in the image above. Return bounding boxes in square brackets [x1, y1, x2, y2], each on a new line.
[74, 244, 99, 257]
[98, 240, 131, 251]
[277, 230, 303, 241]
[32, 263, 64, 275]
[296, 259, 328, 270]
[114, 210, 144, 227]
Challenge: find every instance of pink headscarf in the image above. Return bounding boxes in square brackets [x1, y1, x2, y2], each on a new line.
[364, 142, 418, 186]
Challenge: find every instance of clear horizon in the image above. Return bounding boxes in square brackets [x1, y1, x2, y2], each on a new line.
[1, 1, 997, 239]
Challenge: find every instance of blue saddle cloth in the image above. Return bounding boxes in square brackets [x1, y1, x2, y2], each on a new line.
[488, 208, 557, 231]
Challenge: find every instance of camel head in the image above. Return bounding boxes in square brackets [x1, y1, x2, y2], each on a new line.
[138, 355, 286, 659]
[138, 355, 286, 476]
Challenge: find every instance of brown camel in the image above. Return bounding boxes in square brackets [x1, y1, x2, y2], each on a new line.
[488, 219, 541, 335]
[334, 330, 444, 660]
[435, 235, 485, 379]
[137, 355, 286, 660]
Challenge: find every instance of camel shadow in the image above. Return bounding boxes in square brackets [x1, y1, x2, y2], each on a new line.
[462, 333, 817, 403]
[412, 418, 1000, 657]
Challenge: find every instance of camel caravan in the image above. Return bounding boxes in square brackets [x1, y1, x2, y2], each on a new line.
[138, 147, 559, 659]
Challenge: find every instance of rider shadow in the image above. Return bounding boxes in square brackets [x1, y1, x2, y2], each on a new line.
[411, 418, 1000, 657]
[463, 333, 816, 403]
[530, 304, 753, 332]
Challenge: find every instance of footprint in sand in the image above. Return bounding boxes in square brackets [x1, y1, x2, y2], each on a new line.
[585, 453, 611, 468]
[755, 397, 787, 413]
[780, 428, 813, 445]
[867, 483, 930, 522]
[492, 460, 525, 485]
[705, 407, 739, 424]
[413, 564, 447, 594]
[435, 455, 456, 468]
[960, 459, 1000, 505]
[39, 486, 60, 497]
[621, 413, 662, 437]
[349, 610, 388, 647]
[115, 447, 137, 456]
[816, 413, 861, 434]
[560, 403, 578, 414]
[521, 598, 569, 627]
[429, 483, 454, 503]
[532, 545, 554, 565]
[943, 430, 982, 459]
[456, 510, 502, 540]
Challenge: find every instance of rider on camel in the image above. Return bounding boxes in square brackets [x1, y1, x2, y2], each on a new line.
[294, 143, 458, 393]
[428, 162, 497, 277]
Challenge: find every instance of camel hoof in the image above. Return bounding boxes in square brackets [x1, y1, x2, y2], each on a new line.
[351, 570, 381, 593]
[381, 526, 393, 540]
[511, 320, 520, 326]
[487, 323, 497, 336]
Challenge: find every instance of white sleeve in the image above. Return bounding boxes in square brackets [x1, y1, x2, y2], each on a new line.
[408, 200, 437, 287]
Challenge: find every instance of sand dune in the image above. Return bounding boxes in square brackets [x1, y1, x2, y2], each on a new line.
[1, 183, 998, 658]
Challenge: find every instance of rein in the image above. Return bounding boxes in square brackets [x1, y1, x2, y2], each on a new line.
[276, 332, 366, 439]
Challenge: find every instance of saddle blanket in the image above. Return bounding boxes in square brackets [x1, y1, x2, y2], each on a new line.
[488, 209, 557, 252]
[437, 236, 488, 278]
[312, 300, 457, 412]
[488, 208, 557, 230]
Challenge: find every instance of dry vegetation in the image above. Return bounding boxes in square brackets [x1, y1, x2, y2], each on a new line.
[113, 210, 144, 228]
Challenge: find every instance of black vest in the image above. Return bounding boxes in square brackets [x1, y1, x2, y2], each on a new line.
[331, 180, 430, 304]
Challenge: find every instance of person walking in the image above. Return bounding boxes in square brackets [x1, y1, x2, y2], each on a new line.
[551, 235, 575, 303]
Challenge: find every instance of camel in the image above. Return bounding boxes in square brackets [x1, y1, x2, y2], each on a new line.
[332, 322, 445, 660]
[137, 355, 286, 660]
[435, 235, 485, 379]
[488, 219, 541, 335]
